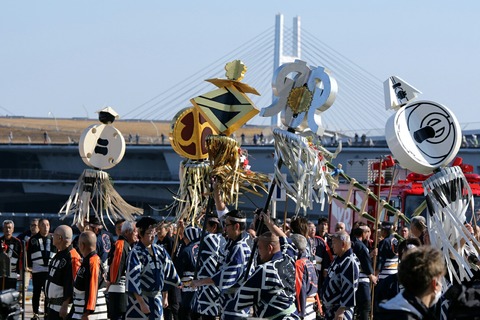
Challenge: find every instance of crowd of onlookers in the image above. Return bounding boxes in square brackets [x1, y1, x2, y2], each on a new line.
[0, 209, 479, 320]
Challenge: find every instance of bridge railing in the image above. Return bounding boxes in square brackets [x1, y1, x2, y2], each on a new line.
[0, 168, 173, 181]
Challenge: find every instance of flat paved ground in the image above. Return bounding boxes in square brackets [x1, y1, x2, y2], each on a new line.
[22, 290, 34, 320]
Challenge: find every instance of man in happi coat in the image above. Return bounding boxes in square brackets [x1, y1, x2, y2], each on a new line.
[126, 217, 180, 320]
[107, 220, 138, 320]
[156, 221, 180, 320]
[321, 231, 359, 320]
[70, 231, 108, 319]
[314, 217, 333, 290]
[234, 212, 300, 320]
[192, 215, 225, 320]
[351, 223, 377, 320]
[191, 210, 252, 319]
[88, 215, 115, 271]
[175, 226, 201, 320]
[45, 225, 81, 320]
[375, 221, 399, 282]
[27, 218, 56, 319]
[0, 220, 23, 290]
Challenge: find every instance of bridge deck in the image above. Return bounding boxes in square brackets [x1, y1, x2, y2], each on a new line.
[0, 117, 273, 145]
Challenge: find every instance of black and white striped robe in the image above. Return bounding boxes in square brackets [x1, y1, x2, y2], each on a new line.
[193, 232, 225, 317]
[352, 237, 374, 319]
[235, 236, 300, 320]
[376, 234, 399, 281]
[126, 241, 180, 320]
[211, 232, 252, 319]
[321, 248, 359, 320]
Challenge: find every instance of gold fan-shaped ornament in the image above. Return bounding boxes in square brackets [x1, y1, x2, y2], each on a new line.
[287, 86, 313, 115]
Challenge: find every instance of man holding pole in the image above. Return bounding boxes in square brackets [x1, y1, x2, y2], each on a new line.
[375, 221, 399, 282]
[191, 210, 252, 319]
[234, 212, 299, 319]
[192, 215, 225, 320]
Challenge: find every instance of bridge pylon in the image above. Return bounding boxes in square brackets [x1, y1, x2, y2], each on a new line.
[272, 14, 301, 127]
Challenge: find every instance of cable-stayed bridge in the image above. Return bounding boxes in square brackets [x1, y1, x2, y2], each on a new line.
[123, 14, 391, 137]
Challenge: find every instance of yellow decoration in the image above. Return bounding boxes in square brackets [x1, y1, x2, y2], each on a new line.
[191, 85, 259, 136]
[287, 86, 313, 115]
[206, 135, 269, 208]
[174, 160, 211, 226]
[191, 60, 260, 136]
[169, 107, 218, 160]
[225, 60, 247, 81]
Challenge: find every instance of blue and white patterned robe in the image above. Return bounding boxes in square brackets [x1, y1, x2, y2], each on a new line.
[235, 236, 300, 320]
[211, 232, 252, 319]
[126, 241, 180, 320]
[175, 238, 199, 312]
[193, 232, 225, 316]
[321, 248, 359, 320]
[376, 234, 399, 280]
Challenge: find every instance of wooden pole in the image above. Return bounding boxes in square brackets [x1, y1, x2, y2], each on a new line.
[171, 224, 180, 259]
[244, 159, 283, 281]
[370, 157, 383, 319]
[194, 183, 215, 278]
[283, 196, 289, 232]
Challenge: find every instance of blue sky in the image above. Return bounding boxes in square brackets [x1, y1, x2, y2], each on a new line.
[1, 1, 479, 129]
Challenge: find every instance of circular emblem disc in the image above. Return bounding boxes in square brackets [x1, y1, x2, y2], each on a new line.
[170, 107, 217, 160]
[385, 100, 461, 174]
[79, 124, 126, 170]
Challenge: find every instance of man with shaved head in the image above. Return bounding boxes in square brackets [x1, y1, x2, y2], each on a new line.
[335, 222, 346, 232]
[45, 225, 82, 320]
[234, 212, 299, 319]
[70, 231, 108, 319]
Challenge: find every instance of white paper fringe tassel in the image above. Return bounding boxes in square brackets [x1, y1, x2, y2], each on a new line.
[174, 160, 211, 225]
[59, 168, 143, 228]
[273, 128, 328, 215]
[423, 166, 480, 283]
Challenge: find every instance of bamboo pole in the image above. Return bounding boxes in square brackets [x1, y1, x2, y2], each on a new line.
[325, 161, 409, 224]
[370, 157, 383, 319]
[283, 196, 289, 232]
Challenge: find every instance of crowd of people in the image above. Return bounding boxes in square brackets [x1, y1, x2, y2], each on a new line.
[0, 206, 479, 320]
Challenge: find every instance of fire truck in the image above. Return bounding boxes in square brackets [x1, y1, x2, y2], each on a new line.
[328, 156, 480, 233]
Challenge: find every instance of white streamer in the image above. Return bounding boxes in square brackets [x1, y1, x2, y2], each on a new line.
[273, 128, 328, 215]
[59, 169, 143, 228]
[423, 166, 480, 282]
